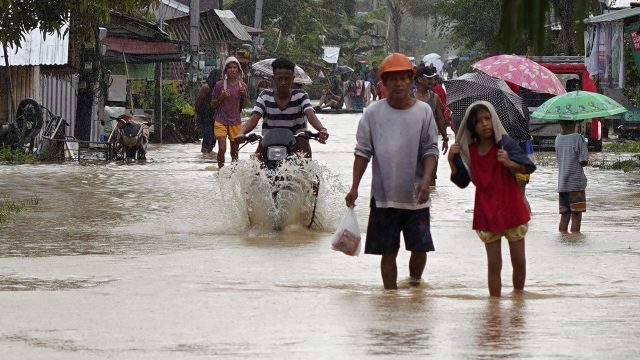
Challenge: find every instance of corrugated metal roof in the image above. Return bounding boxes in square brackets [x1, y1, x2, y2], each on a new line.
[0, 23, 69, 66]
[214, 9, 251, 41]
[584, 7, 640, 24]
[166, 9, 251, 43]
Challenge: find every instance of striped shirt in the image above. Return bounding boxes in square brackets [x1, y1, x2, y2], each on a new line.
[252, 89, 312, 134]
[355, 100, 439, 210]
[555, 132, 588, 192]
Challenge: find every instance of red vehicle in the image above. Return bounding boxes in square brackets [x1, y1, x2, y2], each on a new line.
[524, 56, 603, 151]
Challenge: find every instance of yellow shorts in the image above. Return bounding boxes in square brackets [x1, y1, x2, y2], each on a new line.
[214, 123, 242, 140]
[476, 223, 528, 244]
[515, 172, 530, 185]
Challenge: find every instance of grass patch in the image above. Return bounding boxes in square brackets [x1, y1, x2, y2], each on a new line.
[0, 198, 39, 227]
[0, 146, 38, 163]
[611, 160, 639, 172]
[603, 141, 640, 153]
[600, 159, 640, 172]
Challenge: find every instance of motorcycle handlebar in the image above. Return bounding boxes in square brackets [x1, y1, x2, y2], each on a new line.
[110, 116, 154, 126]
[243, 131, 320, 143]
[245, 133, 261, 143]
[295, 130, 320, 140]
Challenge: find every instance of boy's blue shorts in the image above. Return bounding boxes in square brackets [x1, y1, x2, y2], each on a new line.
[364, 198, 435, 255]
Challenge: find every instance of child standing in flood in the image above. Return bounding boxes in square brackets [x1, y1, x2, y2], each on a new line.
[555, 120, 588, 233]
[448, 101, 536, 297]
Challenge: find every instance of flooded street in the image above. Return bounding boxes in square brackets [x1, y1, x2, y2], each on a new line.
[1, 113, 639, 359]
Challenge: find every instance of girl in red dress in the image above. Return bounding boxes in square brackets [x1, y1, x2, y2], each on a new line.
[447, 101, 536, 297]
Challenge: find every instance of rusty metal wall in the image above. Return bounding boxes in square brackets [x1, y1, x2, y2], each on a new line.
[40, 72, 78, 137]
[0, 67, 36, 123]
[0, 67, 78, 139]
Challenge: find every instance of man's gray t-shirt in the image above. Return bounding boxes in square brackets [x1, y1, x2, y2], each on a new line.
[354, 100, 439, 210]
[555, 132, 588, 192]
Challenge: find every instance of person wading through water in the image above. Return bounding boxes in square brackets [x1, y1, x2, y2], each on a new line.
[211, 57, 248, 168]
[345, 53, 439, 290]
[195, 69, 222, 157]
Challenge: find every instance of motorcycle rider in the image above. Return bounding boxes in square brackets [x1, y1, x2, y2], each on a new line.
[235, 57, 329, 157]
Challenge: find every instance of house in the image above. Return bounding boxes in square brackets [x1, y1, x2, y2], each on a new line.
[165, 9, 252, 80]
[155, 0, 221, 21]
[584, 7, 640, 106]
[0, 23, 79, 136]
[1, 12, 183, 145]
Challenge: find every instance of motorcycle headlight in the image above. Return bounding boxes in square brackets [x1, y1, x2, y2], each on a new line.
[267, 146, 287, 161]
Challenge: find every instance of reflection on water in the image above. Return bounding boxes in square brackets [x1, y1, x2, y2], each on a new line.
[365, 292, 433, 356]
[474, 299, 526, 359]
[0, 114, 639, 359]
[559, 232, 588, 246]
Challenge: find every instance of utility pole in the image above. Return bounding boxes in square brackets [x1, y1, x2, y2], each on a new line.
[189, 0, 200, 103]
[253, 0, 264, 59]
[155, 8, 166, 144]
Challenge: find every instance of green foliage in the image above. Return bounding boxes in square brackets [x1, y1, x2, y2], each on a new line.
[496, 0, 597, 54]
[608, 159, 639, 172]
[497, 0, 550, 53]
[603, 141, 640, 153]
[228, 0, 385, 75]
[131, 80, 154, 110]
[435, 0, 503, 54]
[325, 6, 386, 64]
[228, 0, 321, 36]
[435, 0, 593, 57]
[0, 197, 39, 227]
[0, 0, 157, 50]
[162, 84, 193, 120]
[0, 146, 37, 163]
[180, 103, 195, 117]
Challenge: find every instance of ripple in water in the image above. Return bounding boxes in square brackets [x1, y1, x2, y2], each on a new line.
[0, 274, 114, 291]
[218, 156, 346, 233]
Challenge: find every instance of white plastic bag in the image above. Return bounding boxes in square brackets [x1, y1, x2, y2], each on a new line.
[331, 207, 362, 256]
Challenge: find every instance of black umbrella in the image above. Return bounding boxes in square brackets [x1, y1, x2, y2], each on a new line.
[333, 65, 354, 75]
[445, 72, 530, 142]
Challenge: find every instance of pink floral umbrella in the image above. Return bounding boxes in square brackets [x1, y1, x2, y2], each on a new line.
[472, 55, 566, 95]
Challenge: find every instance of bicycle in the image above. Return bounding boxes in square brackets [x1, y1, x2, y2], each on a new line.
[37, 104, 72, 160]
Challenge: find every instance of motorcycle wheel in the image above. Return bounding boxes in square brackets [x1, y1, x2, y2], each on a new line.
[125, 147, 137, 160]
[16, 99, 44, 153]
[108, 135, 124, 161]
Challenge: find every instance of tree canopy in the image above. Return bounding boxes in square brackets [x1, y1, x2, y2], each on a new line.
[0, 0, 157, 50]
[434, 0, 600, 57]
[227, 0, 385, 73]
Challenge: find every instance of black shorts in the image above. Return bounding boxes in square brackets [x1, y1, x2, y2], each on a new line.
[365, 198, 435, 255]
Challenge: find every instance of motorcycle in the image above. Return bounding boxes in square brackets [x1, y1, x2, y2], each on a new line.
[0, 98, 45, 153]
[107, 114, 151, 161]
[240, 129, 322, 230]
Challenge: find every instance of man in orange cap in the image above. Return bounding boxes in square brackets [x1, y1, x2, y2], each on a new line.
[345, 53, 439, 290]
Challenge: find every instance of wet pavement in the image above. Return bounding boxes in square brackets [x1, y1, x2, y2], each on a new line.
[0, 113, 639, 359]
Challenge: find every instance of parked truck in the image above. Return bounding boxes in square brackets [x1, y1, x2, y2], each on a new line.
[522, 56, 603, 151]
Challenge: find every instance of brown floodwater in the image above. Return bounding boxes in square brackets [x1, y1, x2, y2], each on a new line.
[0, 113, 639, 359]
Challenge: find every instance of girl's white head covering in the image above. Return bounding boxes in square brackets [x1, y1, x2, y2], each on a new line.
[223, 56, 244, 79]
[454, 101, 509, 178]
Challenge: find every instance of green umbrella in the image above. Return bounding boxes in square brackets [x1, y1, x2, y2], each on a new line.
[531, 90, 627, 121]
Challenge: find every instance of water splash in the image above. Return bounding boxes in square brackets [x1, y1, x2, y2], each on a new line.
[218, 155, 346, 233]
